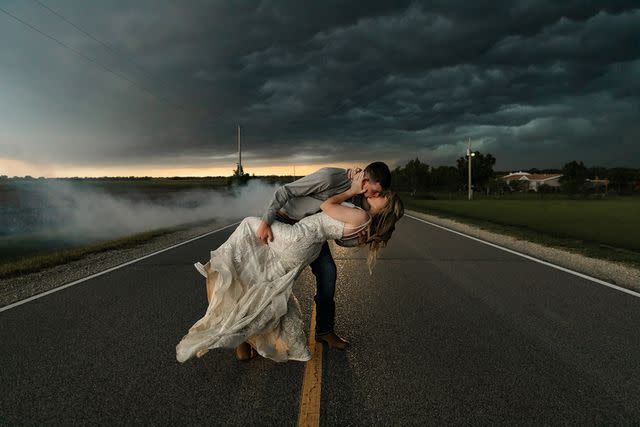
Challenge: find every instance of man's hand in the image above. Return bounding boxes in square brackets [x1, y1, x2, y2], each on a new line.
[256, 220, 274, 244]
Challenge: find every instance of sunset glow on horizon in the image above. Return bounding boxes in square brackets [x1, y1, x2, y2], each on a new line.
[0, 158, 371, 178]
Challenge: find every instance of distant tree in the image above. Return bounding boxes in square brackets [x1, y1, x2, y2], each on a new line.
[588, 165, 608, 180]
[559, 160, 588, 193]
[430, 166, 461, 192]
[391, 166, 405, 190]
[607, 167, 637, 194]
[391, 158, 430, 193]
[537, 184, 558, 194]
[404, 158, 431, 193]
[456, 151, 496, 191]
[487, 177, 511, 195]
[228, 172, 251, 186]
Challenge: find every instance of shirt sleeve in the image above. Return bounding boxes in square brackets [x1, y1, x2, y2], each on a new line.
[261, 168, 346, 225]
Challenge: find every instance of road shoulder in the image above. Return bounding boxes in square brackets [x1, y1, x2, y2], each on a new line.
[407, 209, 640, 293]
[0, 219, 238, 308]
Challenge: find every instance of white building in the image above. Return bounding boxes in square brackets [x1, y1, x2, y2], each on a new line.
[500, 171, 563, 191]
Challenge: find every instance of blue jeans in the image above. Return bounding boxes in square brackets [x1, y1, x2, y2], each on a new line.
[275, 214, 336, 336]
[309, 241, 336, 336]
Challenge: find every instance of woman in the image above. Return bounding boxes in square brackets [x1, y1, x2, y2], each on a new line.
[176, 172, 404, 363]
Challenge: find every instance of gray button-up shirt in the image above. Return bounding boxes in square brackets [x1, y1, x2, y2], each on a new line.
[261, 167, 365, 247]
[261, 167, 353, 225]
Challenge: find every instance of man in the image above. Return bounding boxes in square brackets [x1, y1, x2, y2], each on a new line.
[233, 162, 391, 360]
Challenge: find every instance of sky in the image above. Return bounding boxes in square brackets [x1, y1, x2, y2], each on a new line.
[0, 1, 638, 177]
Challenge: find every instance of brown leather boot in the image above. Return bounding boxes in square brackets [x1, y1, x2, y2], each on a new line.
[235, 341, 253, 361]
[315, 332, 350, 350]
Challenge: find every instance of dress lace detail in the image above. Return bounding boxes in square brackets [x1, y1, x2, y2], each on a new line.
[176, 212, 346, 363]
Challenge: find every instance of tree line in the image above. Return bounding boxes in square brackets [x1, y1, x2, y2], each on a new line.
[3, 156, 639, 195]
[391, 155, 640, 195]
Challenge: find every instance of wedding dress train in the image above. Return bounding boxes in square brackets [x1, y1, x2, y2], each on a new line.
[176, 212, 347, 363]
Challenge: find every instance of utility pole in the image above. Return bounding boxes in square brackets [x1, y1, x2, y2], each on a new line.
[235, 124, 243, 176]
[467, 137, 475, 200]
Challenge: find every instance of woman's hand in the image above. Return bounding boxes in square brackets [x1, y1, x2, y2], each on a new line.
[347, 167, 363, 180]
[322, 171, 366, 212]
[350, 171, 366, 195]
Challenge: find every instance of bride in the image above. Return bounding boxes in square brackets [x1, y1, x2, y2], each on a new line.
[176, 172, 404, 363]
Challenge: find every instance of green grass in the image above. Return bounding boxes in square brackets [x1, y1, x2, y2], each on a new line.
[0, 219, 223, 280]
[0, 234, 81, 261]
[402, 194, 640, 269]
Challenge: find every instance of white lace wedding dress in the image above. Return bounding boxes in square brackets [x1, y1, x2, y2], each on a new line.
[176, 210, 360, 363]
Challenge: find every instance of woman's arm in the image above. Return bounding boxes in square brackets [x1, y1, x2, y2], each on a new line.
[320, 172, 369, 226]
[257, 167, 346, 243]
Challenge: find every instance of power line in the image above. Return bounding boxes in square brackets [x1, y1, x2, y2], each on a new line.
[32, 0, 178, 100]
[0, 4, 212, 121]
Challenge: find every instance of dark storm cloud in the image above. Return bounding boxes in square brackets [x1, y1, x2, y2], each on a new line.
[1, 0, 638, 172]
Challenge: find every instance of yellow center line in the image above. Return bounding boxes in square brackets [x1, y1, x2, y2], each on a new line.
[297, 303, 323, 427]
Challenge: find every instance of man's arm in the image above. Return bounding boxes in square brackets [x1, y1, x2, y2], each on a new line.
[260, 168, 344, 225]
[256, 168, 347, 244]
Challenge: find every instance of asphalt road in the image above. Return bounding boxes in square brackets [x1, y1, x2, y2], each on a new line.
[1, 215, 639, 425]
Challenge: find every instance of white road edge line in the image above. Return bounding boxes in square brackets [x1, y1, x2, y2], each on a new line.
[406, 214, 640, 299]
[0, 221, 241, 313]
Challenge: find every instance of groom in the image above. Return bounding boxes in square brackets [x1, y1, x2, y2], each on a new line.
[253, 162, 391, 353]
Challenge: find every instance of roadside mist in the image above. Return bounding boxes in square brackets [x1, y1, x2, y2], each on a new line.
[2, 180, 279, 245]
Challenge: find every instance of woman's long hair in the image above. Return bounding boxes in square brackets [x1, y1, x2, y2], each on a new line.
[358, 192, 404, 274]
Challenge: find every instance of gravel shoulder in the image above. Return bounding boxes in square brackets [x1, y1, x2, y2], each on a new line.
[407, 209, 640, 293]
[0, 219, 240, 308]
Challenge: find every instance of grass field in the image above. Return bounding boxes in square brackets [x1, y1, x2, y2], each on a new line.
[0, 178, 228, 205]
[402, 194, 640, 268]
[0, 219, 219, 279]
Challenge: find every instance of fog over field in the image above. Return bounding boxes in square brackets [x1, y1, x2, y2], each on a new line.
[4, 180, 279, 244]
